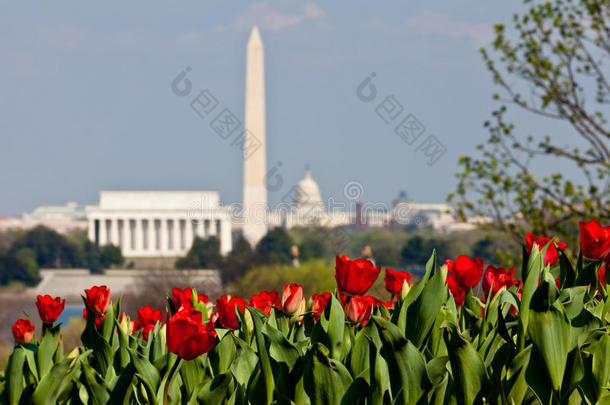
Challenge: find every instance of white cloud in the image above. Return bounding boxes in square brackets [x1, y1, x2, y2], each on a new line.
[221, 1, 327, 33]
[406, 11, 494, 47]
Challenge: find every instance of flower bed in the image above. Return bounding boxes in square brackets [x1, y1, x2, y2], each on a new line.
[2, 220, 610, 404]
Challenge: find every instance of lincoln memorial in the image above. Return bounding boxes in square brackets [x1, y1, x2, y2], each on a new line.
[86, 191, 233, 258]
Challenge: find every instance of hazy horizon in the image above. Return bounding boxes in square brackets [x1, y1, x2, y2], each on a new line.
[2, 1, 566, 216]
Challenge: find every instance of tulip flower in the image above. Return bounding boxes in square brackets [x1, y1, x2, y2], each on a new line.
[216, 295, 246, 329]
[281, 284, 306, 315]
[119, 312, 136, 334]
[384, 268, 413, 296]
[335, 255, 381, 296]
[445, 256, 484, 290]
[311, 292, 331, 319]
[446, 273, 465, 307]
[84, 286, 110, 315]
[83, 308, 105, 330]
[172, 287, 209, 310]
[166, 307, 216, 360]
[12, 319, 35, 344]
[525, 233, 567, 266]
[137, 306, 164, 340]
[579, 220, 610, 261]
[482, 265, 520, 296]
[248, 290, 280, 315]
[345, 295, 375, 324]
[36, 294, 65, 324]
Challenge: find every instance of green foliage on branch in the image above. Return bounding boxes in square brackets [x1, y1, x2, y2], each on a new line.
[450, 0, 610, 259]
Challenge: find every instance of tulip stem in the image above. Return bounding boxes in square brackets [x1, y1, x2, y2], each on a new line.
[163, 357, 182, 405]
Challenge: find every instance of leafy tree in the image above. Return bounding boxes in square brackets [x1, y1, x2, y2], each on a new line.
[100, 244, 124, 268]
[82, 240, 102, 271]
[450, 0, 610, 256]
[0, 250, 40, 286]
[176, 236, 222, 269]
[401, 236, 450, 267]
[220, 234, 253, 283]
[254, 227, 294, 265]
[10, 226, 82, 268]
[401, 236, 428, 266]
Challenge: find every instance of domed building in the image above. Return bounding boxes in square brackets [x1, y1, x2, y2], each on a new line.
[295, 170, 324, 212]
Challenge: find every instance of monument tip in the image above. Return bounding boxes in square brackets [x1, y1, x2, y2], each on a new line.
[248, 25, 262, 43]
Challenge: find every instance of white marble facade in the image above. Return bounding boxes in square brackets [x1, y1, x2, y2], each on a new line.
[87, 191, 232, 257]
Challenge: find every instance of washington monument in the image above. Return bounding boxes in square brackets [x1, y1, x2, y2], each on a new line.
[242, 26, 268, 246]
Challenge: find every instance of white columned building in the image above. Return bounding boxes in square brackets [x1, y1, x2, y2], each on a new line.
[87, 191, 232, 258]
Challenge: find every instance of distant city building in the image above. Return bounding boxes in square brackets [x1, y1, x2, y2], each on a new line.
[0, 202, 87, 234]
[264, 170, 479, 233]
[86, 191, 232, 258]
[3, 27, 481, 261]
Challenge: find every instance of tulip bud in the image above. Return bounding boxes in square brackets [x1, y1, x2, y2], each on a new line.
[244, 309, 254, 333]
[282, 284, 305, 314]
[400, 280, 411, 300]
[118, 312, 132, 335]
[440, 264, 449, 280]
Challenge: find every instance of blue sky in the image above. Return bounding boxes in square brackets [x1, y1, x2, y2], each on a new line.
[0, 1, 540, 215]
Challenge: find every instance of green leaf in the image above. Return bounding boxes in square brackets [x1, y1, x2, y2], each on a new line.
[37, 328, 60, 379]
[81, 361, 110, 405]
[134, 372, 158, 405]
[263, 321, 300, 371]
[405, 269, 448, 348]
[443, 324, 490, 404]
[324, 295, 346, 361]
[304, 343, 352, 405]
[505, 345, 532, 404]
[231, 338, 258, 388]
[248, 307, 274, 404]
[374, 316, 430, 404]
[6, 347, 26, 405]
[340, 376, 369, 405]
[209, 333, 237, 375]
[197, 373, 235, 405]
[31, 352, 87, 405]
[129, 347, 161, 392]
[528, 283, 571, 391]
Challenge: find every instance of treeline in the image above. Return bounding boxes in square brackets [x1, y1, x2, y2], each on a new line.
[177, 226, 509, 284]
[0, 226, 124, 287]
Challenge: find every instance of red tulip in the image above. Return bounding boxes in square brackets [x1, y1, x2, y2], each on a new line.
[445, 256, 484, 290]
[282, 284, 305, 315]
[335, 255, 381, 296]
[84, 286, 110, 315]
[36, 294, 65, 323]
[172, 287, 209, 309]
[311, 292, 332, 319]
[510, 284, 523, 317]
[83, 307, 105, 329]
[216, 295, 246, 329]
[525, 233, 567, 266]
[384, 268, 413, 296]
[248, 290, 280, 315]
[383, 299, 395, 310]
[12, 319, 35, 344]
[446, 273, 465, 307]
[579, 220, 610, 261]
[482, 265, 520, 296]
[345, 295, 375, 323]
[166, 307, 217, 360]
[137, 306, 164, 340]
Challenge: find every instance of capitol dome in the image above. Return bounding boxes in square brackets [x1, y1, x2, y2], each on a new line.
[296, 170, 324, 209]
